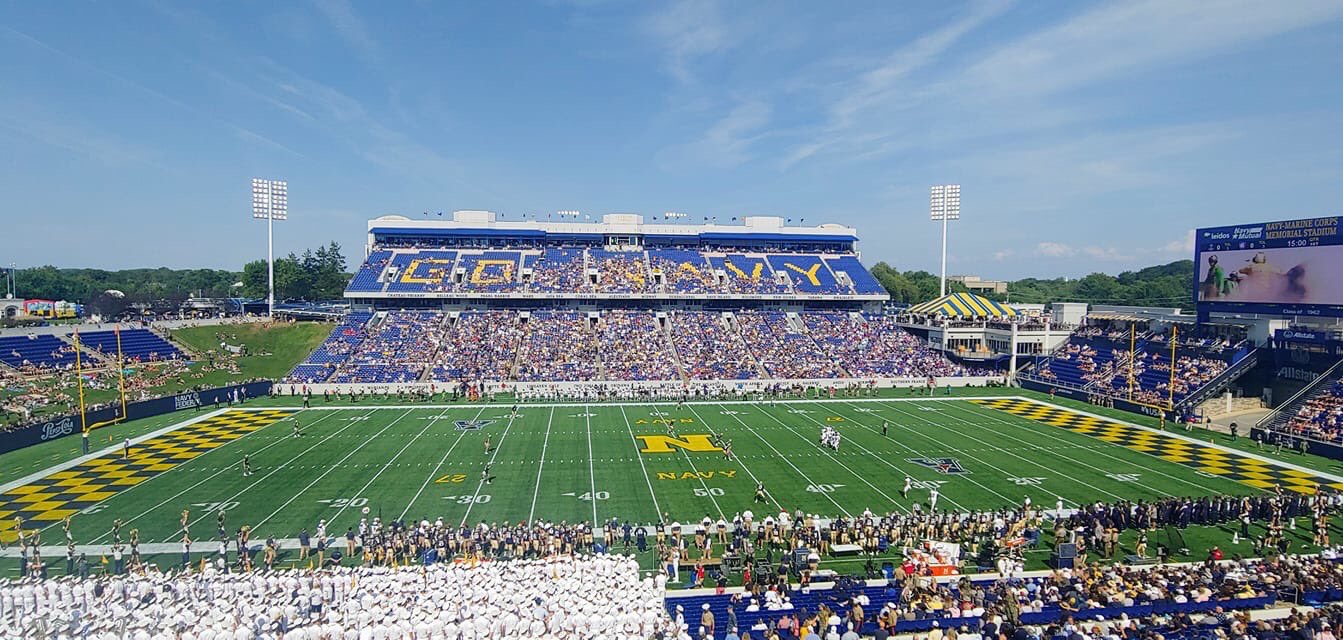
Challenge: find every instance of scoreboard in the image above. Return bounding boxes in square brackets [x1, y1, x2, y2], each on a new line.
[1195, 216, 1343, 317]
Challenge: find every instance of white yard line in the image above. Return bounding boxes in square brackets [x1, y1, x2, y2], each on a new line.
[942, 402, 1237, 496]
[0, 408, 233, 495]
[830, 400, 1016, 506]
[711, 404, 851, 517]
[680, 404, 779, 513]
[747, 404, 905, 510]
[90, 410, 342, 544]
[246, 409, 418, 535]
[164, 408, 386, 542]
[461, 407, 517, 526]
[617, 405, 662, 520]
[330, 409, 448, 525]
[879, 401, 1130, 502]
[585, 404, 599, 524]
[526, 407, 556, 525]
[397, 407, 480, 522]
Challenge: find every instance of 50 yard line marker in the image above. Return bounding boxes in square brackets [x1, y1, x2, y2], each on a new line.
[618, 405, 661, 520]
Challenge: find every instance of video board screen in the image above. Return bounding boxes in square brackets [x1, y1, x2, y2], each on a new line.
[1195, 216, 1343, 316]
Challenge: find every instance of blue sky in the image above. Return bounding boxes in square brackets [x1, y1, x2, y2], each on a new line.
[2, 1, 1342, 280]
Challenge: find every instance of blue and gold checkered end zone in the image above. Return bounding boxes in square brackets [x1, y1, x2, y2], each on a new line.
[971, 398, 1343, 496]
[0, 409, 293, 543]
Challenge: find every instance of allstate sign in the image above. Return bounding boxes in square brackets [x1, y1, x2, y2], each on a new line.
[174, 391, 203, 411]
[40, 417, 76, 441]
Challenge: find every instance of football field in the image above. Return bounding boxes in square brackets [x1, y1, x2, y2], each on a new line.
[8, 394, 1342, 556]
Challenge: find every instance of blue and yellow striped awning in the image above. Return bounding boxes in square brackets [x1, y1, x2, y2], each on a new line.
[906, 292, 1019, 318]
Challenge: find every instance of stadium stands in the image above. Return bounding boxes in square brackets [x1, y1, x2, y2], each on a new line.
[708, 254, 788, 294]
[346, 246, 888, 297]
[1283, 382, 1343, 442]
[735, 311, 843, 379]
[527, 247, 586, 292]
[76, 328, 183, 362]
[455, 250, 522, 292]
[648, 250, 719, 294]
[345, 249, 391, 293]
[766, 254, 845, 294]
[328, 311, 441, 383]
[590, 250, 651, 293]
[0, 334, 94, 371]
[667, 311, 762, 380]
[596, 311, 680, 380]
[515, 311, 601, 381]
[284, 312, 372, 383]
[1024, 326, 1243, 406]
[431, 311, 523, 381]
[286, 307, 970, 383]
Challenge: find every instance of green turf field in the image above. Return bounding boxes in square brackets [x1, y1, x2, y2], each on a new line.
[13, 392, 1342, 564]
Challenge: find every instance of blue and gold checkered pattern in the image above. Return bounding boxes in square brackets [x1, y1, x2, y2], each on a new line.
[0, 409, 293, 543]
[971, 398, 1343, 496]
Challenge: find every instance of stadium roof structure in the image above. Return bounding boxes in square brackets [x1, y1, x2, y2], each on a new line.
[907, 292, 1018, 318]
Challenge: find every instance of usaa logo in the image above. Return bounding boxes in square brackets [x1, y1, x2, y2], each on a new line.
[907, 457, 969, 474]
[454, 419, 496, 431]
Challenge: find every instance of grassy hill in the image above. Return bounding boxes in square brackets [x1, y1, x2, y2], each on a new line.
[170, 321, 332, 381]
[3, 322, 331, 424]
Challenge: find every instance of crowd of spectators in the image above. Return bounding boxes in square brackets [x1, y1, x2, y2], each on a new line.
[527, 248, 587, 293]
[1282, 383, 1343, 443]
[327, 312, 441, 384]
[668, 312, 762, 380]
[431, 311, 523, 381]
[515, 311, 601, 382]
[649, 252, 720, 294]
[285, 309, 990, 385]
[735, 311, 843, 379]
[596, 311, 680, 381]
[713, 256, 788, 295]
[0, 554, 666, 639]
[1026, 324, 1237, 406]
[591, 251, 652, 293]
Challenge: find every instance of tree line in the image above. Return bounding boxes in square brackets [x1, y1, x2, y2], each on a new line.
[8, 242, 350, 315]
[870, 260, 1196, 309]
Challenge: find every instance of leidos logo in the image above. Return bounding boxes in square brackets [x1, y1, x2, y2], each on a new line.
[635, 434, 722, 454]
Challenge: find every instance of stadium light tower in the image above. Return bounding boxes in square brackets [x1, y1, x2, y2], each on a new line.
[929, 184, 960, 297]
[251, 178, 288, 318]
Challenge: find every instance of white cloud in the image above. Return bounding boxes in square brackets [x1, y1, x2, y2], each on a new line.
[1082, 246, 1133, 261]
[963, 0, 1343, 98]
[1035, 242, 1076, 258]
[643, 0, 733, 83]
[1162, 229, 1196, 255]
[992, 249, 1015, 261]
[310, 0, 381, 67]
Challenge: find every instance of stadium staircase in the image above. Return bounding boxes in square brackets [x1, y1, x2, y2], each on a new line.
[659, 315, 692, 383]
[723, 312, 770, 378]
[791, 311, 852, 378]
[1255, 358, 1343, 433]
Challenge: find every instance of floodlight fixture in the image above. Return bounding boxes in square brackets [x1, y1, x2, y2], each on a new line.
[251, 178, 289, 317]
[929, 184, 961, 297]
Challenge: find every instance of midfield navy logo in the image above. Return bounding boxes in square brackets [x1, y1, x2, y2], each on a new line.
[906, 457, 969, 474]
[454, 419, 496, 431]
